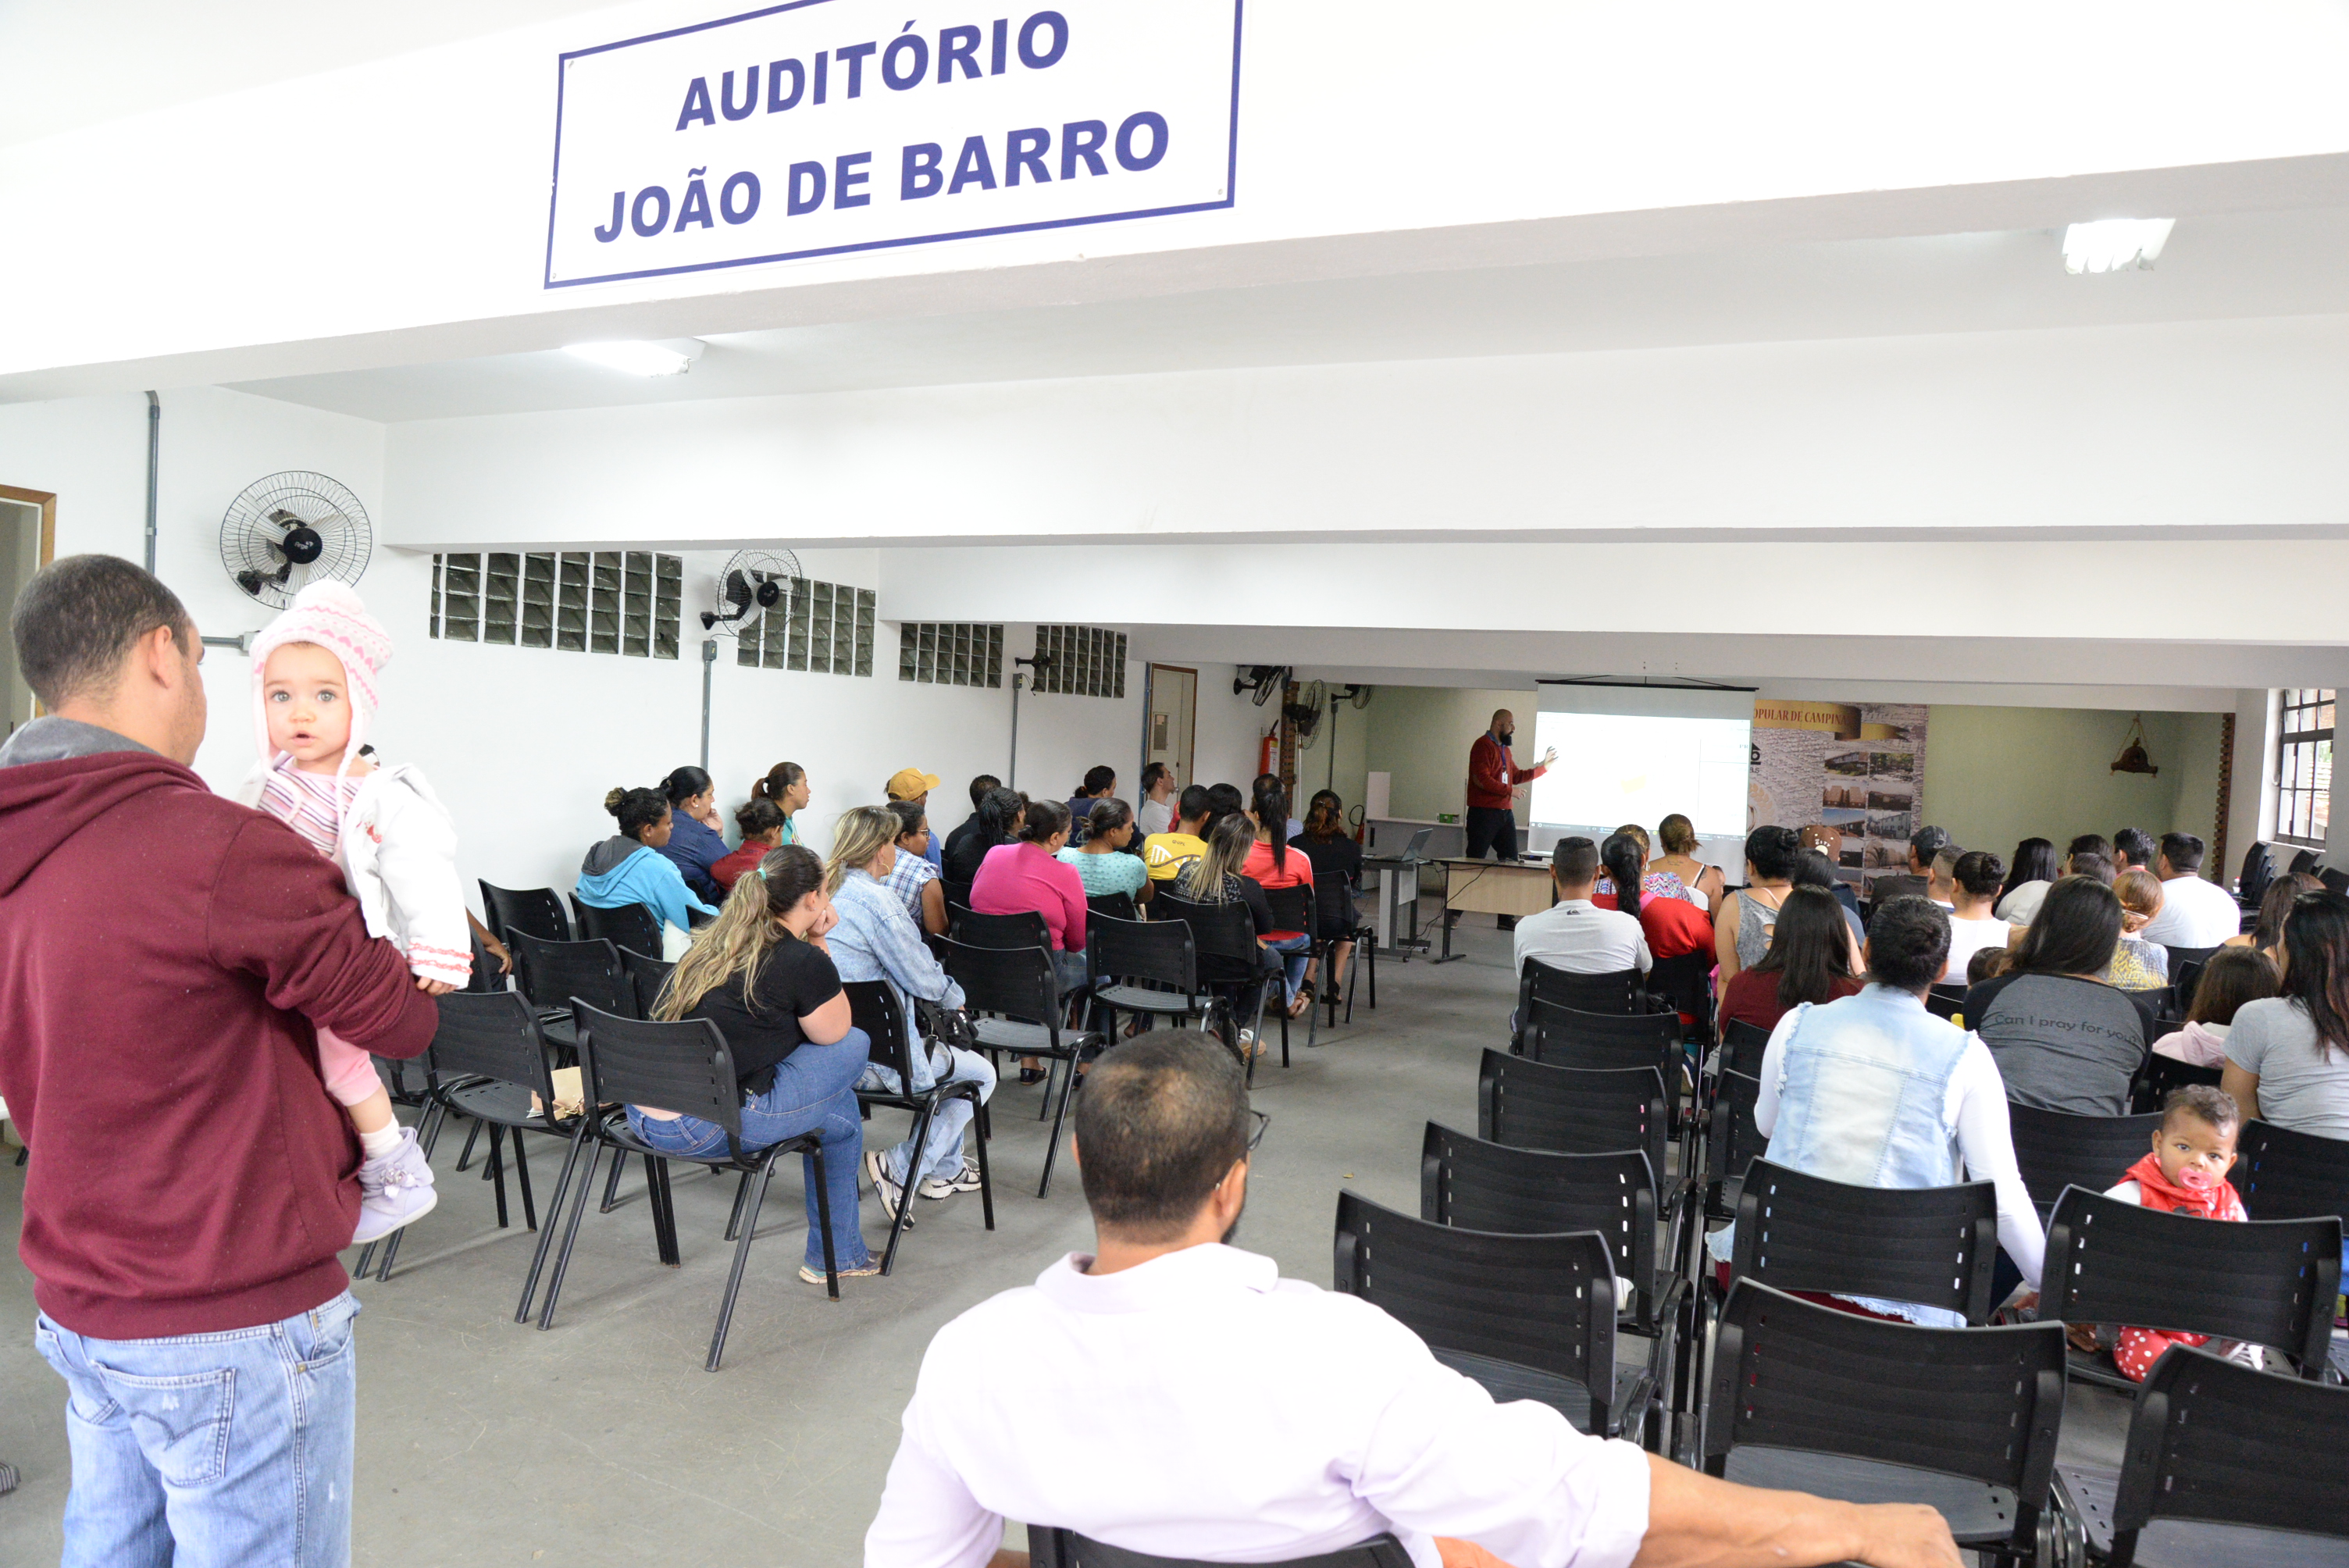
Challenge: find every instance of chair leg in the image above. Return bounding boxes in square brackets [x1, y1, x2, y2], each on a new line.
[599, 1148, 629, 1213]
[487, 1125, 510, 1231]
[706, 1158, 775, 1372]
[1363, 935, 1375, 1013]
[517, 1119, 593, 1323]
[454, 1117, 483, 1172]
[807, 1142, 840, 1300]
[647, 1156, 681, 1267]
[512, 1131, 537, 1232]
[1034, 1054, 1056, 1121]
[879, 1098, 935, 1276]
[1038, 1049, 1083, 1199]
[723, 1168, 754, 1242]
[536, 1139, 605, 1331]
[970, 1085, 996, 1231]
[1305, 948, 1321, 1050]
[372, 1100, 446, 1283]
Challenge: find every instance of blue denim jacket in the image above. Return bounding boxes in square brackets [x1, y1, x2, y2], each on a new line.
[829, 870, 963, 1094]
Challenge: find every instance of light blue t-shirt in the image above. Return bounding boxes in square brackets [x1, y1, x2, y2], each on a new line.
[1057, 846, 1148, 900]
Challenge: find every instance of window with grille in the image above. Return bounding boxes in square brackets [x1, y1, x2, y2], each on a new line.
[2276, 687, 2334, 848]
[896, 622, 1004, 688]
[1032, 625, 1128, 698]
[430, 551, 681, 659]
[736, 579, 875, 675]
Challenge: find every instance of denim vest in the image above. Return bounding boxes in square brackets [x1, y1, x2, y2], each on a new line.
[1710, 983, 1974, 1326]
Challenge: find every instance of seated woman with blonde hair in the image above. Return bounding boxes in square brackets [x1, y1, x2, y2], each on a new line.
[2106, 868, 2172, 992]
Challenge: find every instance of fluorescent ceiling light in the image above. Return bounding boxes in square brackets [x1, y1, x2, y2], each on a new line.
[563, 338, 704, 376]
[2062, 219, 2174, 275]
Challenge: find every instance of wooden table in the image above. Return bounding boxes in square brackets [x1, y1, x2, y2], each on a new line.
[1432, 857, 1557, 960]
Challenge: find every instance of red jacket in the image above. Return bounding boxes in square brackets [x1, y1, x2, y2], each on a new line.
[1467, 732, 1545, 811]
[0, 742, 437, 1338]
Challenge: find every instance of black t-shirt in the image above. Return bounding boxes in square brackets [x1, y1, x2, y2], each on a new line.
[942, 819, 1007, 889]
[685, 937, 844, 1099]
[1963, 970, 2157, 1117]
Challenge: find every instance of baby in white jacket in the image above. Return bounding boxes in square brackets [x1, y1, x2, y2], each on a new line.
[237, 583, 472, 1244]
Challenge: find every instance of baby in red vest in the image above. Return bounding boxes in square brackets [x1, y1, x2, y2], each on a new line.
[2091, 1085, 2253, 1380]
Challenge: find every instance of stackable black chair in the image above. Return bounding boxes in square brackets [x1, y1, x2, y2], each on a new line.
[2041, 1185, 2342, 1391]
[1084, 890, 1137, 925]
[618, 947, 673, 1021]
[1695, 1067, 1768, 1240]
[1925, 983, 1967, 1022]
[1153, 893, 1278, 1079]
[1518, 1003, 1685, 1129]
[1722, 1159, 2001, 1325]
[465, 928, 508, 992]
[843, 980, 993, 1273]
[2172, 957, 2207, 1010]
[1475, 1049, 1670, 1190]
[1260, 882, 1314, 1055]
[2006, 1105, 2163, 1220]
[1308, 871, 1375, 1041]
[1645, 950, 1713, 1042]
[1028, 1530, 1412, 1568]
[2054, 1345, 2349, 1567]
[479, 880, 571, 945]
[523, 1000, 841, 1373]
[2234, 1117, 2349, 1234]
[1516, 960, 1647, 1035]
[950, 906, 1053, 952]
[1704, 1281, 2066, 1561]
[1333, 1192, 1656, 1442]
[939, 936, 1103, 1199]
[508, 931, 630, 1033]
[1085, 913, 1215, 1041]
[571, 897, 663, 962]
[2162, 944, 2223, 979]
[1716, 1017, 1773, 1082]
[2130, 1051, 2224, 1114]
[2137, 984, 2182, 1028]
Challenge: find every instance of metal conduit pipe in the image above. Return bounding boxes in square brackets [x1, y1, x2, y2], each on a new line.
[143, 392, 160, 574]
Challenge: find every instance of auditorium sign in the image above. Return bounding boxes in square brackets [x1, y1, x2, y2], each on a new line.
[545, 0, 1244, 287]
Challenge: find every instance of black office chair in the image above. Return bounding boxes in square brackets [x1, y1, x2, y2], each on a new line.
[1475, 1049, 1670, 1196]
[1721, 1159, 2001, 1326]
[618, 947, 674, 1021]
[1085, 913, 1215, 1042]
[1028, 1531, 1411, 1568]
[1716, 1017, 1772, 1081]
[571, 897, 664, 962]
[1333, 1191, 1656, 1442]
[1516, 960, 1648, 1036]
[1153, 893, 1279, 1079]
[2237, 839, 2278, 913]
[1517, 1002, 1685, 1131]
[2161, 944, 2223, 979]
[524, 1001, 843, 1372]
[1084, 890, 1138, 925]
[1307, 871, 1375, 1044]
[1645, 949, 1713, 1044]
[2130, 1051, 2224, 1114]
[2234, 1117, 2349, 1236]
[2006, 1104, 2163, 1220]
[2172, 957, 2208, 1011]
[939, 936, 1103, 1199]
[508, 931, 630, 1028]
[843, 980, 993, 1273]
[2054, 1345, 2349, 1568]
[1704, 1281, 2066, 1562]
[950, 906, 1053, 951]
[479, 880, 571, 945]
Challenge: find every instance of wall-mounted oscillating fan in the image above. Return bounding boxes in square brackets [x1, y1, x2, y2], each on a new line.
[700, 548, 803, 633]
[1233, 664, 1290, 704]
[219, 472, 372, 609]
[1285, 679, 1328, 745]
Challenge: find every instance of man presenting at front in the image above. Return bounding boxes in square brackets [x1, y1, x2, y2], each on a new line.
[1467, 707, 1553, 864]
[865, 1034, 1960, 1568]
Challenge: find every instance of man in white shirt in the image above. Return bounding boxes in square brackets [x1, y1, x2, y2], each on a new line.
[864, 1035, 1962, 1568]
[1134, 762, 1177, 838]
[1511, 837, 1651, 979]
[2136, 832, 2242, 948]
[1942, 850, 2014, 982]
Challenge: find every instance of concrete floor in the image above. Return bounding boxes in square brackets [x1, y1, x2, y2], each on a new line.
[0, 913, 2131, 1564]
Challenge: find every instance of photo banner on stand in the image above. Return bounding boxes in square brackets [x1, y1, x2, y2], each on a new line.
[1748, 700, 1930, 895]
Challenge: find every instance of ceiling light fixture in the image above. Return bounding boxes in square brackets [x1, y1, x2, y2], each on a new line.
[563, 338, 705, 376]
[2061, 219, 2174, 275]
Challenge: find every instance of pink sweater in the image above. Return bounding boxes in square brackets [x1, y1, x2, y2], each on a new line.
[971, 840, 1089, 951]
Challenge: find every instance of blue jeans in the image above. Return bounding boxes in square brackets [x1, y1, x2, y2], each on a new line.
[34, 1292, 361, 1568]
[1266, 932, 1313, 1004]
[861, 1043, 998, 1185]
[626, 1026, 875, 1270]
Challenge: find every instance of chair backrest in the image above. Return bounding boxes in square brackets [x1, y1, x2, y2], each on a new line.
[1645, 950, 1713, 1033]
[1029, 1528, 1414, 1568]
[465, 928, 508, 993]
[1704, 1280, 2066, 1535]
[1720, 1018, 1773, 1079]
[2137, 983, 2180, 1024]
[1085, 890, 1137, 925]
[426, 991, 556, 1103]
[2237, 840, 2276, 911]
[1087, 912, 1196, 992]
[2162, 943, 2222, 975]
[573, 899, 664, 960]
[1924, 990, 1964, 1021]
[2233, 1117, 2349, 1231]
[509, 930, 632, 1018]
[1476, 1049, 1667, 1178]
[1310, 871, 1356, 935]
[1519, 959, 1643, 1019]
[939, 935, 1064, 1032]
[1260, 882, 1311, 935]
[1420, 1121, 1658, 1301]
[1705, 1067, 1769, 1195]
[2129, 1049, 2224, 1114]
[618, 946, 675, 1021]
[951, 906, 1053, 951]
[1151, 892, 1259, 974]
[2043, 1185, 2342, 1373]
[942, 880, 975, 916]
[571, 999, 743, 1141]
[1520, 1000, 1678, 1073]
[1332, 1191, 1619, 1426]
[841, 979, 921, 1090]
[2005, 1104, 2163, 1217]
[2172, 957, 2207, 1010]
[2104, 1345, 2349, 1563]
[479, 880, 572, 945]
[1730, 1158, 2000, 1324]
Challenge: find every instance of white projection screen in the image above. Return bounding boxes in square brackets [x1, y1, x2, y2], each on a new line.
[1527, 686, 1752, 854]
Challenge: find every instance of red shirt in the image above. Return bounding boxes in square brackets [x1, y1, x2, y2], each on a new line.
[1241, 839, 1315, 939]
[971, 840, 1089, 951]
[709, 839, 767, 894]
[1719, 968, 1862, 1035]
[1593, 889, 1714, 960]
[1467, 732, 1546, 811]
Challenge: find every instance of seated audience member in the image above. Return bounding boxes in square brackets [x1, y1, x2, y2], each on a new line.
[711, 798, 787, 894]
[2222, 889, 2349, 1141]
[578, 786, 721, 941]
[643, 844, 879, 1282]
[750, 760, 811, 845]
[1868, 825, 1948, 906]
[2226, 870, 2321, 963]
[1065, 765, 1117, 841]
[1652, 812, 1727, 914]
[1716, 825, 1802, 988]
[825, 806, 993, 1217]
[2092, 1087, 2254, 1381]
[1598, 822, 1698, 907]
[2112, 826, 2157, 878]
[1135, 761, 1178, 837]
[2105, 869, 2172, 992]
[943, 786, 1023, 893]
[1923, 847, 1962, 910]
[941, 774, 1001, 872]
[1142, 785, 1213, 884]
[1201, 781, 1246, 839]
[2151, 945, 2278, 1067]
[1292, 789, 1364, 993]
[971, 797, 1089, 996]
[1060, 799, 1151, 904]
[1965, 876, 2155, 1116]
[1943, 850, 2011, 982]
[1966, 944, 2012, 986]
[1793, 850, 1866, 949]
[1242, 779, 1317, 1017]
[1798, 825, 1861, 921]
[1172, 814, 1281, 1053]
[1706, 896, 2044, 1329]
[886, 768, 946, 868]
[2137, 832, 2241, 948]
[1514, 836, 1652, 979]
[1994, 838, 2058, 925]
[1598, 831, 1715, 963]
[2068, 833, 2113, 866]
[1718, 884, 1862, 1035]
[654, 765, 728, 903]
[884, 800, 948, 935]
[2066, 849, 2116, 888]
[1254, 772, 1305, 839]
[864, 1034, 1961, 1568]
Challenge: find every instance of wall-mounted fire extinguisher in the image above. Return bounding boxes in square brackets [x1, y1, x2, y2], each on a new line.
[1258, 731, 1278, 778]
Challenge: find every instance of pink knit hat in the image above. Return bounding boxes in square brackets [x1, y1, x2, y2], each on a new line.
[248, 581, 393, 772]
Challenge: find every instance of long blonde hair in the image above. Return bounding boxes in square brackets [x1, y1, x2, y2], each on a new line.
[656, 843, 825, 1020]
[1179, 813, 1255, 900]
[825, 804, 900, 893]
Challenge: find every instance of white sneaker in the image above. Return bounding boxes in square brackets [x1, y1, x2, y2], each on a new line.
[351, 1128, 438, 1245]
[864, 1148, 914, 1225]
[918, 1156, 985, 1199]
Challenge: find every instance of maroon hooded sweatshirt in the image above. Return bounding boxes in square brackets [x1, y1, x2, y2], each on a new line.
[0, 727, 437, 1338]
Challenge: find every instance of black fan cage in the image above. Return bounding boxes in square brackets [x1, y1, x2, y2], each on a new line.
[219, 472, 373, 610]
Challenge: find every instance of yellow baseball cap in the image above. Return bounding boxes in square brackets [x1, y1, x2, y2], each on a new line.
[886, 768, 942, 800]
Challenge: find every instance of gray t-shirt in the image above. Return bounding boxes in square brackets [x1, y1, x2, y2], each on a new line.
[2225, 996, 2349, 1141]
[1964, 971, 2154, 1117]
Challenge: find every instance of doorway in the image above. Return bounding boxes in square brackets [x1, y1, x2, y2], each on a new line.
[1143, 664, 1197, 791]
[0, 486, 55, 739]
